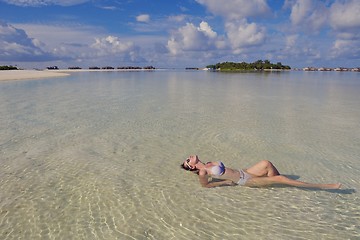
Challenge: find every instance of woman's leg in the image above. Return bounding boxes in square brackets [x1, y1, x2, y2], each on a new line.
[245, 175, 341, 189]
[245, 160, 280, 177]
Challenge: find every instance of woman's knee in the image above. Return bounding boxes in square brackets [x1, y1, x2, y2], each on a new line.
[261, 160, 280, 176]
[260, 160, 272, 167]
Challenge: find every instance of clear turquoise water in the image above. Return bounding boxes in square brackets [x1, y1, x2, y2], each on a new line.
[0, 70, 359, 239]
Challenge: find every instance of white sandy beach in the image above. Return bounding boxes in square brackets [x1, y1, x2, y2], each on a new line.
[0, 70, 70, 81]
[0, 69, 160, 82]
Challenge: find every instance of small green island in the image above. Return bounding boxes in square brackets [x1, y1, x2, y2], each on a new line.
[206, 60, 291, 71]
[0, 65, 19, 70]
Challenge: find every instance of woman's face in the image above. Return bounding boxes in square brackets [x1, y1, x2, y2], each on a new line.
[184, 155, 198, 169]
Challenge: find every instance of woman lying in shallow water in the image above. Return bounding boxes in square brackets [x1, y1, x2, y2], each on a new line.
[181, 155, 341, 189]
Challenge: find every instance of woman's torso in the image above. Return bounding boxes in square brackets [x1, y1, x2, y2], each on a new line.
[206, 161, 241, 183]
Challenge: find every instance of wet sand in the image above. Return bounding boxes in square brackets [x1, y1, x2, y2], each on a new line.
[0, 71, 359, 239]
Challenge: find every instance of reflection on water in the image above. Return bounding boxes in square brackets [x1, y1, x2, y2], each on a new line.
[0, 71, 359, 239]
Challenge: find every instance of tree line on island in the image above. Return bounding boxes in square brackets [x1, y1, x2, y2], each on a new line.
[87, 66, 156, 70]
[0, 65, 156, 71]
[48, 66, 156, 70]
[0, 65, 18, 70]
[206, 60, 291, 71]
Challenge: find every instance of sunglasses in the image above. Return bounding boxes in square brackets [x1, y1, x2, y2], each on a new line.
[184, 158, 192, 170]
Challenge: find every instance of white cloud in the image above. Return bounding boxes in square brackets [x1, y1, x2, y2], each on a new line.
[225, 20, 266, 52]
[91, 36, 135, 55]
[331, 39, 360, 59]
[167, 21, 222, 56]
[136, 14, 150, 23]
[90, 36, 142, 62]
[280, 33, 321, 61]
[287, 0, 360, 33]
[167, 23, 205, 55]
[199, 21, 217, 38]
[14, 23, 97, 46]
[192, 1, 269, 55]
[168, 15, 187, 23]
[8, 21, 164, 67]
[281, 0, 360, 66]
[13, 23, 101, 60]
[195, 0, 270, 20]
[328, 0, 360, 60]
[285, 34, 298, 49]
[289, 0, 327, 31]
[289, 0, 312, 25]
[330, 0, 360, 31]
[167, 18, 267, 58]
[281, 34, 300, 58]
[98, 5, 117, 11]
[130, 14, 191, 34]
[2, 0, 89, 6]
[0, 21, 54, 61]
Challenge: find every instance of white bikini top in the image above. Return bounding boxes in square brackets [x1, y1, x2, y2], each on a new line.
[209, 161, 225, 176]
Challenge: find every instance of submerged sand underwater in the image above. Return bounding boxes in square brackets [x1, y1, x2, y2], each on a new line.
[0, 70, 359, 239]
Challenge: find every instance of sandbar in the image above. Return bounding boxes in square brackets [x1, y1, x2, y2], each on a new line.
[0, 70, 70, 82]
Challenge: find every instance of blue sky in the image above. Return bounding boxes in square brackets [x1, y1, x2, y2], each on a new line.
[0, 0, 359, 69]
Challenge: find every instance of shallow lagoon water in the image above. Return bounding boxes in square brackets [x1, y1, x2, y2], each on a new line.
[0, 70, 359, 239]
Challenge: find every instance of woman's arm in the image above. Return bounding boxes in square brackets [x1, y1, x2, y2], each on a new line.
[198, 170, 235, 188]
